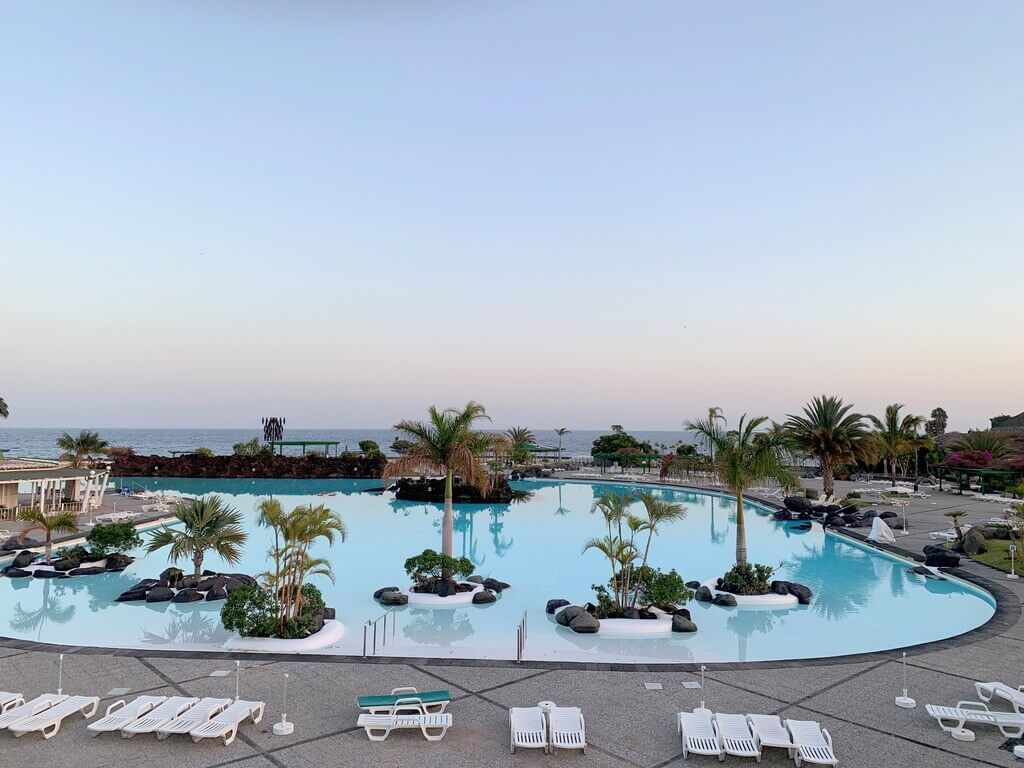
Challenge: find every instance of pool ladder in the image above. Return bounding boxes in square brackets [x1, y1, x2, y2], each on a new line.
[363, 607, 398, 657]
[515, 610, 528, 663]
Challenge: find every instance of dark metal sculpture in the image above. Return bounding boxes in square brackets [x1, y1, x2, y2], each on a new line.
[262, 416, 285, 443]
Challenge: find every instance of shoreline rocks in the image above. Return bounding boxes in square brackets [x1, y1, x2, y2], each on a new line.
[115, 570, 254, 604]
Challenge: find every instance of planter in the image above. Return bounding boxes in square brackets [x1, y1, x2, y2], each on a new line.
[700, 580, 799, 607]
[223, 619, 346, 652]
[405, 582, 484, 606]
[596, 616, 673, 635]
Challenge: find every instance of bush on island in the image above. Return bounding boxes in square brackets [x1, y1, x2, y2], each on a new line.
[221, 583, 326, 639]
[718, 562, 780, 596]
[87, 522, 143, 558]
[404, 549, 474, 593]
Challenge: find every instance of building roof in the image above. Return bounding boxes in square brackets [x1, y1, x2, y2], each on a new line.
[0, 458, 96, 481]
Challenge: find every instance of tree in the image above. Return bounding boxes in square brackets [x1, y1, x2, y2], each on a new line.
[505, 426, 536, 464]
[382, 402, 507, 577]
[0, 397, 8, 419]
[926, 408, 948, 437]
[635, 492, 686, 576]
[146, 495, 248, 576]
[17, 508, 78, 563]
[591, 428, 652, 466]
[951, 430, 1012, 459]
[868, 404, 928, 486]
[554, 428, 571, 460]
[358, 440, 383, 458]
[56, 430, 110, 468]
[785, 396, 868, 498]
[701, 407, 726, 463]
[686, 413, 796, 565]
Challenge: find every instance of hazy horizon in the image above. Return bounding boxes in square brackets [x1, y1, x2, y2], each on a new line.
[3, 3, 1021, 432]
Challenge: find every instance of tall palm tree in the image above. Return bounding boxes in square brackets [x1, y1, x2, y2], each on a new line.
[0, 397, 8, 419]
[785, 395, 868, 498]
[868, 404, 928, 486]
[686, 413, 795, 565]
[699, 407, 726, 463]
[56, 430, 110, 468]
[554, 427, 570, 460]
[17, 508, 78, 563]
[505, 426, 536, 464]
[383, 402, 507, 574]
[146, 495, 248, 576]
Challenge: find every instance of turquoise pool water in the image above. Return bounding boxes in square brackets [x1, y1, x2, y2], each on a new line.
[0, 478, 996, 663]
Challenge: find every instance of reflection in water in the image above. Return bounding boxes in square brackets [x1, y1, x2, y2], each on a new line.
[726, 606, 794, 662]
[554, 485, 571, 517]
[454, 508, 485, 567]
[709, 496, 730, 544]
[10, 580, 76, 640]
[402, 608, 474, 646]
[788, 537, 877, 621]
[489, 508, 513, 557]
[141, 608, 228, 645]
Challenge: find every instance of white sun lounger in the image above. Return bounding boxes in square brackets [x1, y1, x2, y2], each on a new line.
[976, 681, 1024, 715]
[356, 712, 452, 741]
[120, 696, 199, 738]
[929, 530, 958, 542]
[747, 714, 794, 758]
[0, 694, 67, 730]
[678, 709, 725, 761]
[156, 697, 231, 739]
[8, 695, 99, 739]
[509, 706, 548, 753]
[87, 695, 167, 736]
[713, 713, 760, 761]
[549, 706, 586, 753]
[925, 700, 1024, 738]
[189, 699, 265, 746]
[785, 719, 837, 767]
[0, 692, 24, 714]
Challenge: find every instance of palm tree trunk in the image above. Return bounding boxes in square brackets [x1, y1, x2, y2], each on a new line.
[822, 460, 835, 498]
[890, 455, 897, 486]
[735, 491, 747, 565]
[442, 469, 455, 579]
[193, 553, 203, 577]
[45, 533, 52, 564]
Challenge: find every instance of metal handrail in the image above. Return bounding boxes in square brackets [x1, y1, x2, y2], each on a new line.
[362, 606, 398, 657]
[515, 610, 528, 662]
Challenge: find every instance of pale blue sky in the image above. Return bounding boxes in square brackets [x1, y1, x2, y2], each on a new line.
[2, 2, 1022, 431]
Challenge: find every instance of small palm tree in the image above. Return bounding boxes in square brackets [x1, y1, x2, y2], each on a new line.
[146, 495, 248, 576]
[785, 395, 868, 498]
[0, 397, 8, 419]
[635, 492, 686, 571]
[383, 402, 507, 576]
[686, 413, 796, 565]
[56, 430, 110, 468]
[944, 510, 967, 543]
[554, 428, 571, 460]
[17, 508, 78, 563]
[700, 407, 726, 462]
[868, 404, 928, 486]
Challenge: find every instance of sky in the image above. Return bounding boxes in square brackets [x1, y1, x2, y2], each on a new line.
[1, 2, 1022, 432]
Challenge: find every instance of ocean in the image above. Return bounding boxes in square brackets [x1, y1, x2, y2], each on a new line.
[0, 427, 698, 460]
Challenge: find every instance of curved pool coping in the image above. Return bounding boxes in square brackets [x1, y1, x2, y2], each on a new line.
[0, 480, 1016, 671]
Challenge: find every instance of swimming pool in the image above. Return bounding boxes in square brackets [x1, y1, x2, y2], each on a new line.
[0, 478, 996, 663]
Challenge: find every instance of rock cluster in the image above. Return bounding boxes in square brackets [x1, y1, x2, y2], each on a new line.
[1, 550, 136, 579]
[372, 575, 510, 606]
[547, 599, 698, 634]
[393, 477, 515, 503]
[115, 569, 257, 603]
[922, 545, 961, 568]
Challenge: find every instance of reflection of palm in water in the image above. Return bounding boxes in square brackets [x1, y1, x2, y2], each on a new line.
[402, 608, 474, 646]
[140, 609, 227, 645]
[489, 509, 513, 557]
[10, 580, 76, 640]
[788, 537, 877, 621]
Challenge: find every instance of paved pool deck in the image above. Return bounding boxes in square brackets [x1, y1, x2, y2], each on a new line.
[1, 478, 1023, 767]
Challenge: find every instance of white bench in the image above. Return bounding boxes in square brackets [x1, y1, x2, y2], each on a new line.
[356, 712, 452, 741]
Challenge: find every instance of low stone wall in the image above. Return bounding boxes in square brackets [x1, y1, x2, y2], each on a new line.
[112, 453, 386, 479]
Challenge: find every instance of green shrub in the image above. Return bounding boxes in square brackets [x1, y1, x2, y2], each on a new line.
[53, 544, 91, 562]
[632, 566, 692, 608]
[232, 438, 270, 456]
[87, 522, 143, 557]
[358, 440, 383, 458]
[194, 447, 214, 457]
[590, 584, 618, 618]
[846, 491, 861, 499]
[221, 585, 277, 637]
[721, 562, 779, 595]
[403, 549, 474, 589]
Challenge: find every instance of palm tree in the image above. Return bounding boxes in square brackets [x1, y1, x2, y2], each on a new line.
[0, 397, 8, 419]
[17, 508, 78, 563]
[699, 407, 726, 463]
[56, 430, 110, 468]
[785, 396, 868, 498]
[505, 426, 536, 464]
[686, 413, 796, 565]
[951, 430, 1012, 459]
[554, 428, 570, 460]
[383, 402, 507, 575]
[635, 491, 686, 573]
[146, 495, 248, 576]
[868, 404, 928, 486]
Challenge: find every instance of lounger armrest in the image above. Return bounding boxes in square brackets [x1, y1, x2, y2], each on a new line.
[1017, 686, 1024, 694]
[956, 700, 990, 712]
[105, 700, 127, 716]
[390, 696, 425, 713]
[822, 727, 833, 748]
[391, 687, 418, 695]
